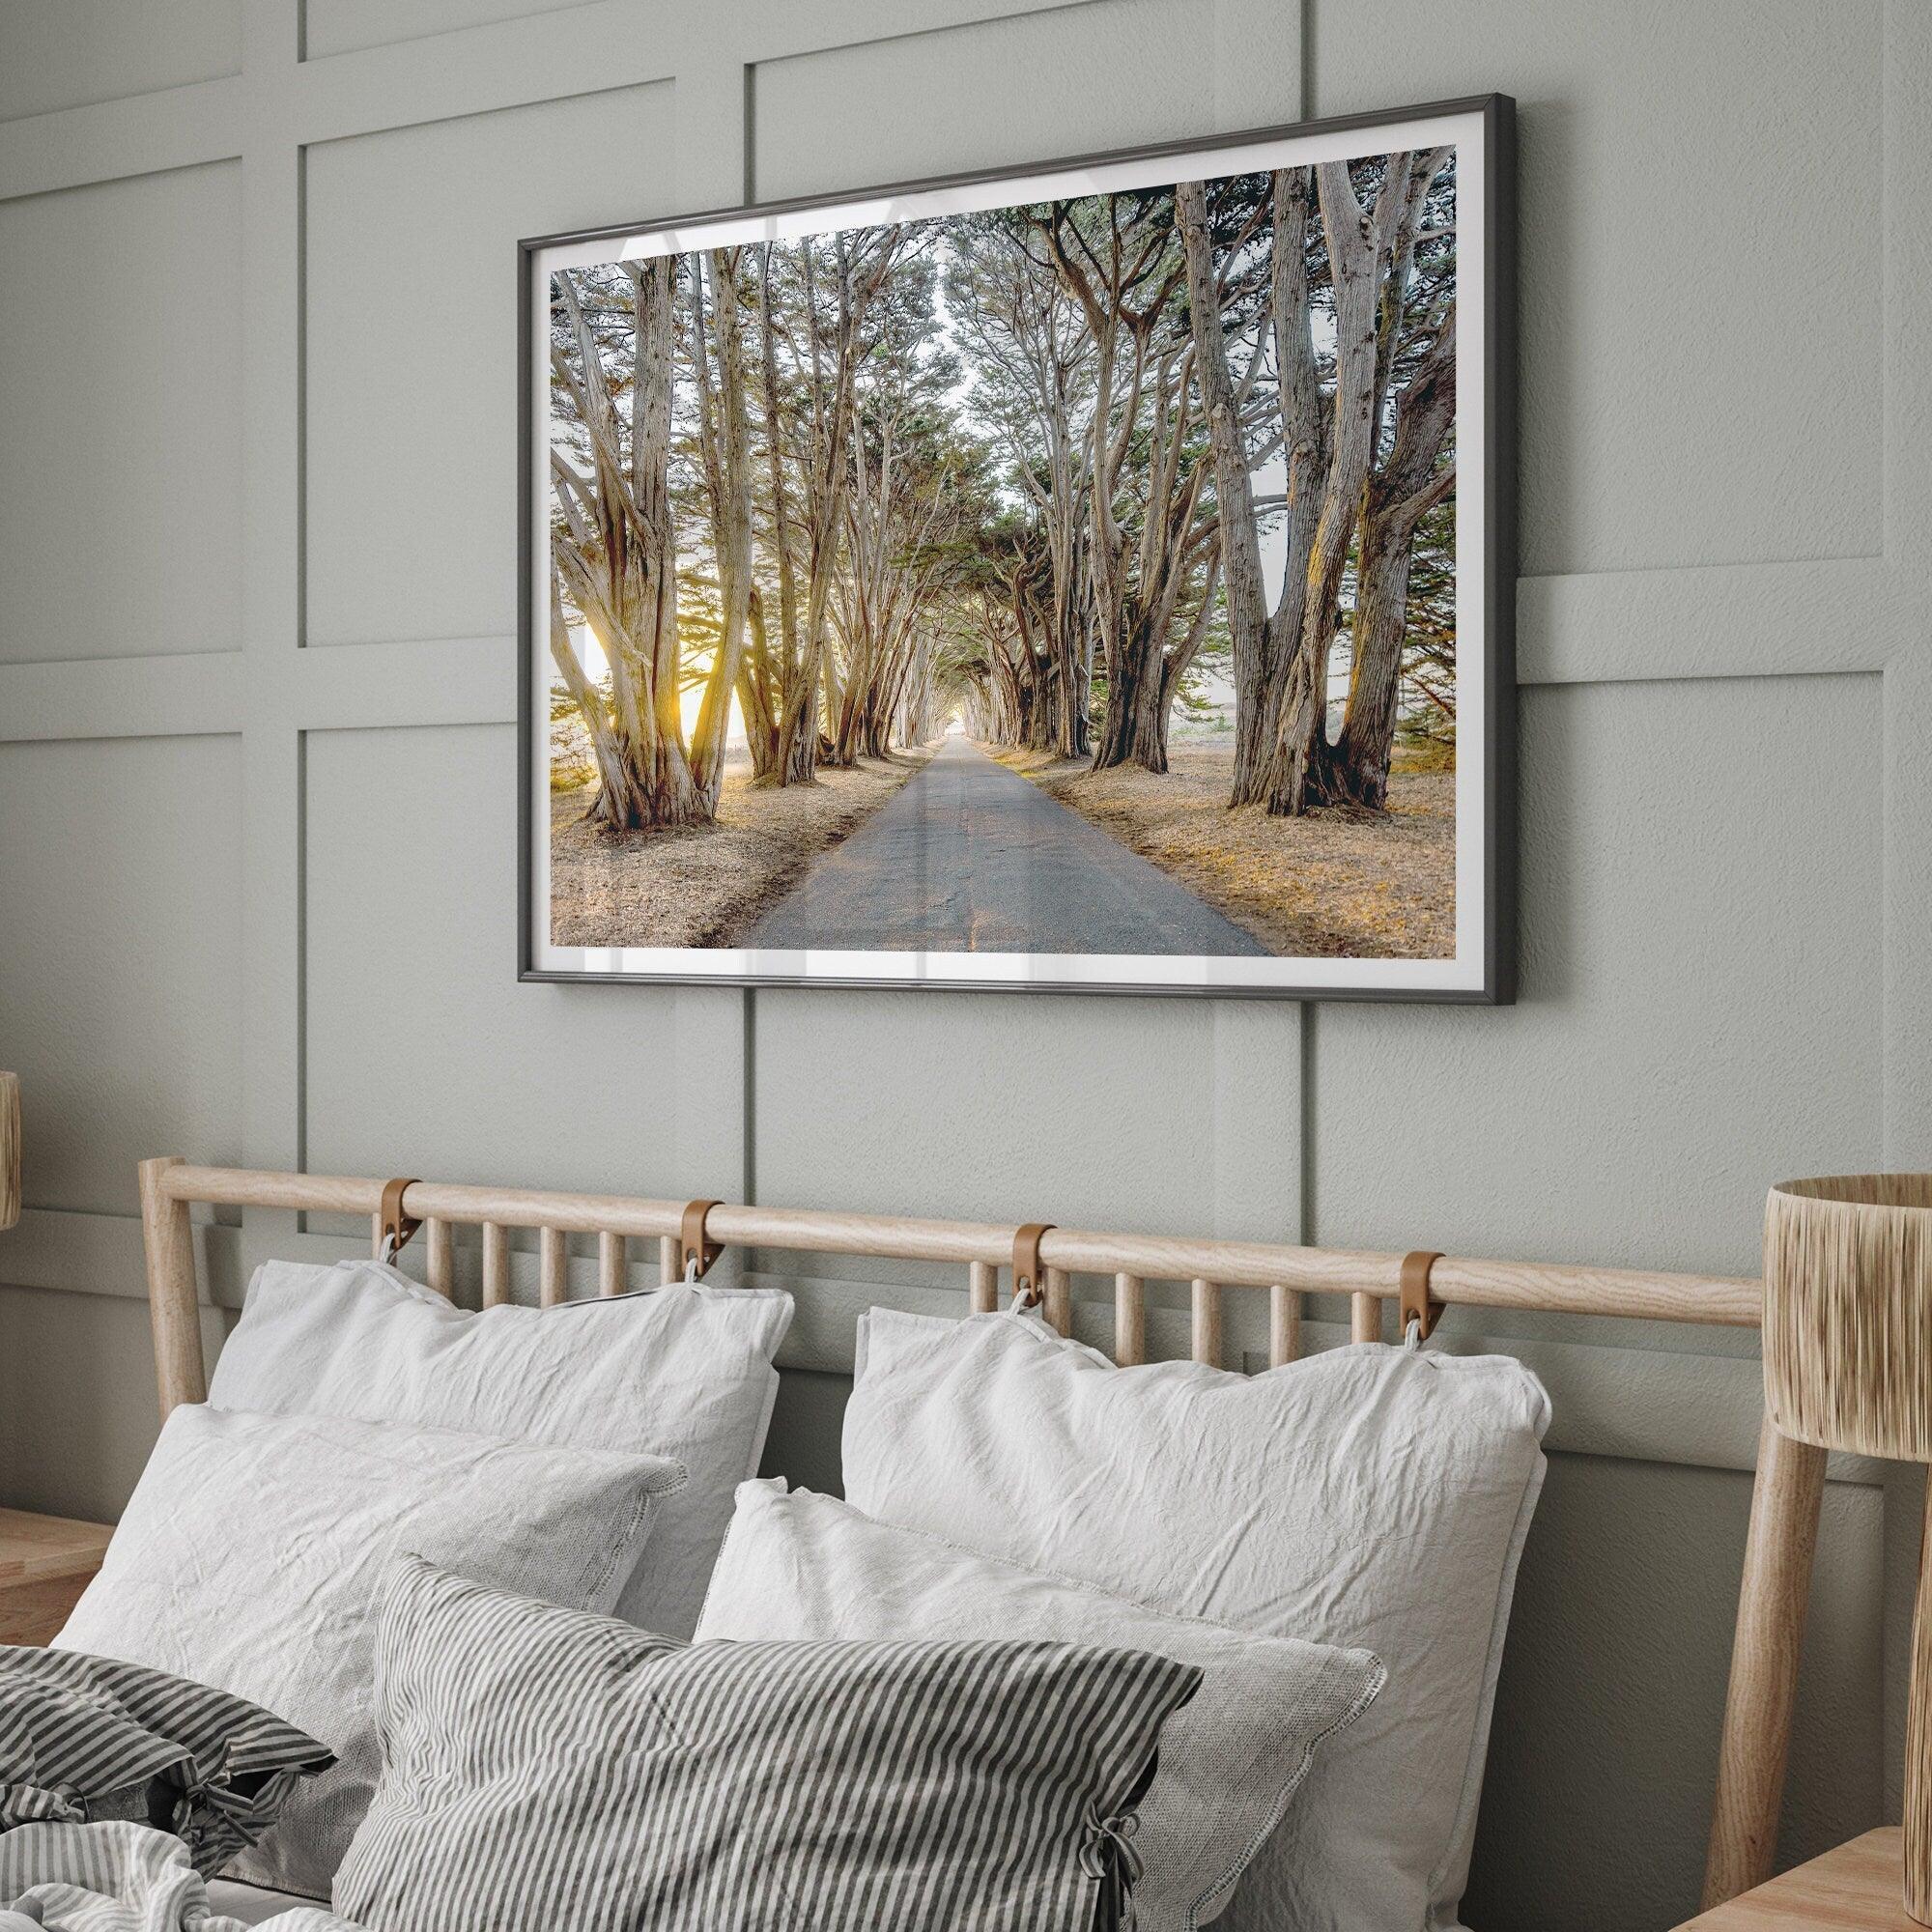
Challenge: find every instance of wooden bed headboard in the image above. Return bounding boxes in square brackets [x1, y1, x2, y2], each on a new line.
[135, 1153, 1816, 1913]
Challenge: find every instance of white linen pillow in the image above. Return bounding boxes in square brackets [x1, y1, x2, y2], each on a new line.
[206, 1256, 792, 1638]
[696, 1478, 1386, 1931]
[54, 1404, 682, 1903]
[841, 1308, 1550, 1932]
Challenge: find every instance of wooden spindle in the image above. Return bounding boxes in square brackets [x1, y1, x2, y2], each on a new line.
[599, 1231, 626, 1297]
[1191, 1279, 1222, 1368]
[659, 1235, 680, 1284]
[1351, 1291, 1381, 1344]
[1270, 1284, 1300, 1366]
[1043, 1265, 1071, 1337]
[969, 1261, 998, 1315]
[1114, 1273, 1145, 1366]
[481, 1223, 511, 1308]
[369, 1210, 384, 1258]
[426, 1217, 454, 1297]
[539, 1227, 568, 1308]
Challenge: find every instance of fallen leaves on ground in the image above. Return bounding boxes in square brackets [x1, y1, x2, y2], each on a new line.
[987, 743, 1455, 959]
[549, 748, 937, 949]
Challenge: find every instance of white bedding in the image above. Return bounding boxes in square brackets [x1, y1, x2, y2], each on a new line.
[0, 1824, 359, 1931]
[202, 1879, 330, 1927]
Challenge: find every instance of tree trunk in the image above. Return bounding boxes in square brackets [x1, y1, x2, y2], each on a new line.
[757, 245, 803, 696]
[1177, 171, 1326, 810]
[1317, 302, 1457, 810]
[690, 251, 754, 807]
[1258, 157, 1390, 817]
[737, 584, 781, 781]
[549, 260, 710, 832]
[1093, 626, 1172, 772]
[778, 233, 895, 784]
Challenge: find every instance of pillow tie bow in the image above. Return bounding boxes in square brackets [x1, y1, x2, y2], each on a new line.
[1079, 1803, 1145, 1931]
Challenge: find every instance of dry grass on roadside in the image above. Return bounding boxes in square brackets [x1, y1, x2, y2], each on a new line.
[986, 741, 1455, 958]
[549, 747, 936, 950]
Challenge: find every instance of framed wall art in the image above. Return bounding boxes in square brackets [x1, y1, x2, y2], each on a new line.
[520, 94, 1514, 999]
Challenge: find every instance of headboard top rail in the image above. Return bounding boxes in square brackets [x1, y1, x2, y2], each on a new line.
[147, 1160, 1759, 1326]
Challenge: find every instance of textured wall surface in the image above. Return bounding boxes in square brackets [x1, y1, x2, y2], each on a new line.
[1, 4, 1927, 1926]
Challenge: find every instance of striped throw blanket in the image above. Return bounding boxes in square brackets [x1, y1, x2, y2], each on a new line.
[0, 1648, 332, 1880]
[0, 1822, 361, 1931]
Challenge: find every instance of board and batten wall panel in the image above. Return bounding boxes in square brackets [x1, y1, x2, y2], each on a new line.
[0, 736, 244, 1216]
[0, 0, 240, 124]
[303, 81, 675, 648]
[0, 161, 243, 662]
[302, 0, 587, 62]
[1314, 674, 1887, 1277]
[303, 724, 742, 1202]
[0, 4, 1924, 1927]
[1307, 0, 1887, 578]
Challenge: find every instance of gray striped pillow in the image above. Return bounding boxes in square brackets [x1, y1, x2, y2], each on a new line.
[0, 1647, 333, 1876]
[336, 1554, 1203, 1932]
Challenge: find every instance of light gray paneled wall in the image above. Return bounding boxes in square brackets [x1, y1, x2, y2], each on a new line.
[0, 5, 1925, 1927]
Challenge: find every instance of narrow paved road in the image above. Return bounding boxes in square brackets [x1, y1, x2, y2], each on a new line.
[742, 736, 1268, 955]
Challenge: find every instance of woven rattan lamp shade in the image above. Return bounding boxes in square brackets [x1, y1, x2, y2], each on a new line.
[0, 1074, 17, 1232]
[1764, 1175, 1932, 1459]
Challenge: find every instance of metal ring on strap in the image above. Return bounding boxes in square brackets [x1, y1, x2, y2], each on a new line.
[1400, 1249, 1444, 1343]
[1012, 1223, 1054, 1311]
[380, 1178, 422, 1260]
[681, 1200, 724, 1280]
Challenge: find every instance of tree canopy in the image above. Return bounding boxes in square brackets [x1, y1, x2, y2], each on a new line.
[549, 146, 1457, 832]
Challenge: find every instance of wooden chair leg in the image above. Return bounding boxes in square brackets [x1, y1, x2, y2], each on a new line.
[1702, 1416, 1829, 1908]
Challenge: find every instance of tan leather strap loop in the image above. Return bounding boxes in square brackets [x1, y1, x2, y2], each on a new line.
[681, 1200, 724, 1280]
[380, 1178, 422, 1260]
[1400, 1249, 1444, 1343]
[1011, 1223, 1054, 1311]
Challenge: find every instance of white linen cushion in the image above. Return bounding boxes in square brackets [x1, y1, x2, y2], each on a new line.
[54, 1404, 681, 1902]
[696, 1478, 1386, 1931]
[206, 1256, 792, 1638]
[841, 1308, 1551, 1932]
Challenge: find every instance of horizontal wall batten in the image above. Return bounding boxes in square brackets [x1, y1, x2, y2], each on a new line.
[293, 636, 517, 730]
[0, 640, 522, 745]
[0, 1207, 243, 1308]
[295, 20, 673, 150]
[0, 77, 243, 203]
[6, 550, 1893, 753]
[1518, 556, 1901, 686]
[0, 652, 245, 743]
[293, 0, 1077, 150]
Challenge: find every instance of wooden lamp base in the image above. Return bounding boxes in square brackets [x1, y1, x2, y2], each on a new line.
[1905, 1479, 1932, 1925]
